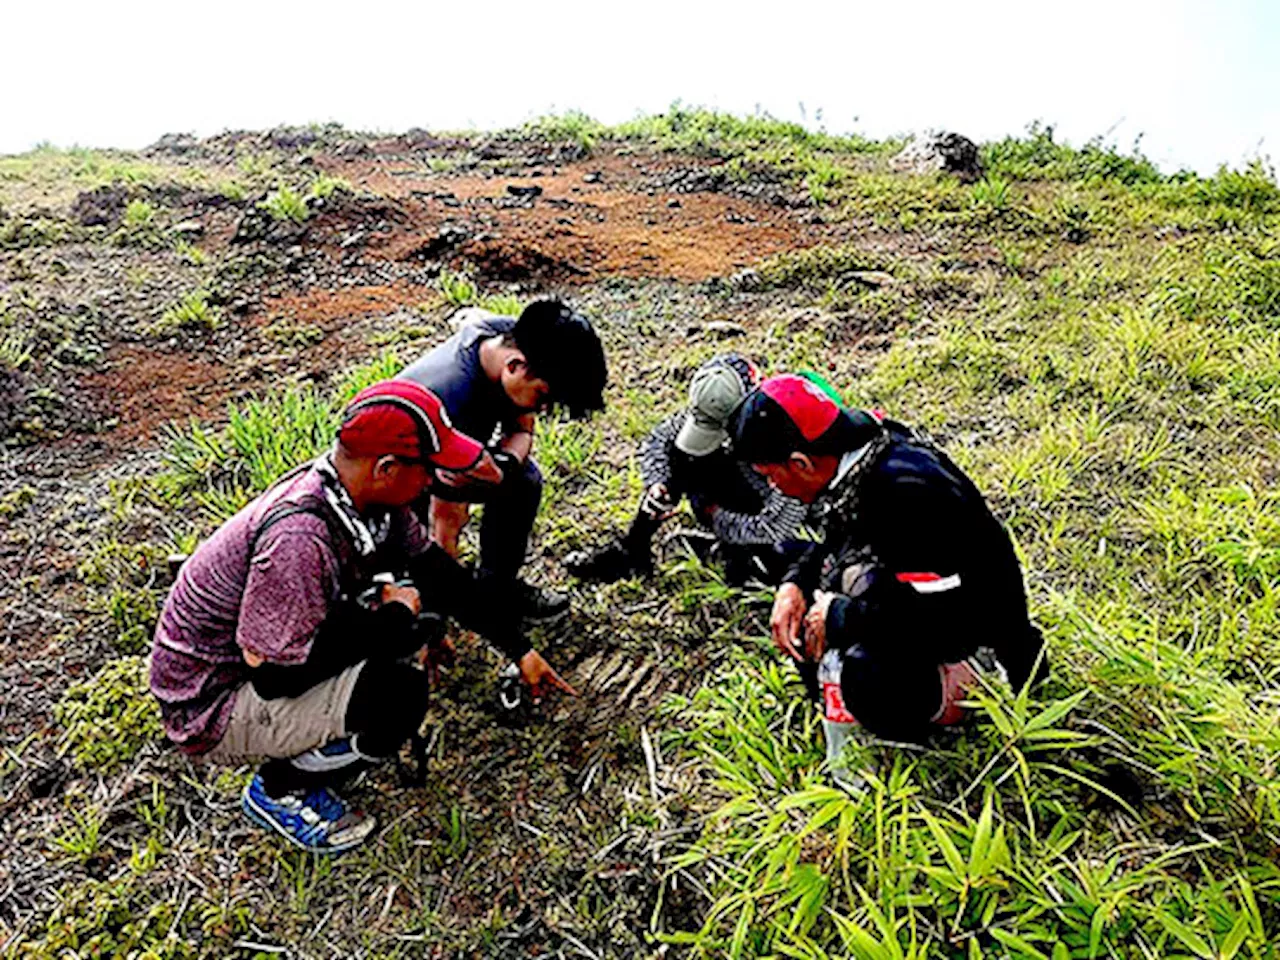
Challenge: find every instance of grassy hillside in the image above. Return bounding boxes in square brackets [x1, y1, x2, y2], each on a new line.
[1, 109, 1278, 958]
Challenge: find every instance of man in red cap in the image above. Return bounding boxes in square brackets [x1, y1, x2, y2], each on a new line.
[150, 380, 573, 853]
[728, 374, 1045, 784]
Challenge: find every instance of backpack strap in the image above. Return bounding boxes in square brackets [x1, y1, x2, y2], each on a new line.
[248, 495, 345, 559]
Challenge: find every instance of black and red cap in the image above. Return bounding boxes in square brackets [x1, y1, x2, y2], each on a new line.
[729, 373, 881, 463]
[340, 380, 485, 470]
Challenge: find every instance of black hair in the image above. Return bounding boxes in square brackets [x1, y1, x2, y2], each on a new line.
[512, 299, 607, 419]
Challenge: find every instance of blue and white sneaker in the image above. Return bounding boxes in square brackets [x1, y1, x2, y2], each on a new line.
[241, 773, 376, 853]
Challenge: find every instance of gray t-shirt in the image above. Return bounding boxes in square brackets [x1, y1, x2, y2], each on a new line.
[398, 314, 518, 445]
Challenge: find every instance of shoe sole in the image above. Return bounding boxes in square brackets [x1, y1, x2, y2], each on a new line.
[241, 791, 374, 854]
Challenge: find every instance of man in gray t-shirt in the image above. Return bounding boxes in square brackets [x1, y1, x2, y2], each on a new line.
[398, 299, 607, 620]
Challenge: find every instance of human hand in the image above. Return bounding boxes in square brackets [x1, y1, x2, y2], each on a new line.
[518, 649, 579, 700]
[770, 582, 807, 661]
[382, 583, 422, 616]
[640, 482, 676, 520]
[422, 633, 456, 686]
[804, 590, 836, 661]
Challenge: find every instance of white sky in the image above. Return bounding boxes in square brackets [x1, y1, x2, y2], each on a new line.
[3, 0, 1277, 175]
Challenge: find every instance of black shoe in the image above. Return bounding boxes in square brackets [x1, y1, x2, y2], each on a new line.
[564, 540, 653, 583]
[518, 580, 570, 623]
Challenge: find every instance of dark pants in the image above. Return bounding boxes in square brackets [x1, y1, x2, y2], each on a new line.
[431, 458, 542, 581]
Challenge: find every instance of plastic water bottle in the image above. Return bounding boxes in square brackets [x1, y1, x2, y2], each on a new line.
[819, 649, 864, 792]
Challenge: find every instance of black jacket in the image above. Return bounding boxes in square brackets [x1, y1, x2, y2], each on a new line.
[784, 425, 1045, 688]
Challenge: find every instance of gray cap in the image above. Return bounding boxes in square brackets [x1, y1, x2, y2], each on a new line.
[675, 362, 749, 456]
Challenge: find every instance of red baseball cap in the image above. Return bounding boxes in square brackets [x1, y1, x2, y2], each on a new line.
[729, 373, 881, 463]
[339, 381, 484, 470]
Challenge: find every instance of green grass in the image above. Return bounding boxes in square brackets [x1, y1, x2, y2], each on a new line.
[153, 288, 218, 334]
[157, 350, 405, 522]
[12, 111, 1280, 956]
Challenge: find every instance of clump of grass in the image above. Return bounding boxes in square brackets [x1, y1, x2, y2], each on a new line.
[437, 268, 478, 306]
[520, 111, 607, 151]
[0, 214, 67, 250]
[308, 173, 351, 200]
[1, 330, 32, 370]
[0, 484, 36, 518]
[21, 873, 249, 956]
[153, 289, 218, 335]
[982, 121, 1167, 185]
[971, 173, 1012, 211]
[477, 292, 522, 315]
[54, 657, 162, 773]
[258, 184, 309, 223]
[219, 179, 248, 202]
[122, 198, 156, 228]
[172, 238, 206, 265]
[263, 318, 325, 347]
[158, 351, 405, 522]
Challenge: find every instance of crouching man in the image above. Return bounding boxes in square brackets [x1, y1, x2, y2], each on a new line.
[728, 375, 1045, 777]
[397, 299, 608, 622]
[149, 380, 572, 853]
[567, 354, 808, 585]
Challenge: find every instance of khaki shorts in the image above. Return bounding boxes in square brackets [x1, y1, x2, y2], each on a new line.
[203, 662, 366, 765]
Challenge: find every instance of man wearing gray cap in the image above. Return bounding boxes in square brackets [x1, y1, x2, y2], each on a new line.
[566, 354, 809, 585]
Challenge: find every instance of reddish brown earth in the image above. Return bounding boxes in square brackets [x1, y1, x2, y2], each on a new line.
[330, 151, 829, 282]
[72, 148, 836, 444]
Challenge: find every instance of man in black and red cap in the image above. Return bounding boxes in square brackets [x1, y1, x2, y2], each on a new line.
[150, 380, 573, 853]
[398, 299, 607, 622]
[728, 374, 1045, 759]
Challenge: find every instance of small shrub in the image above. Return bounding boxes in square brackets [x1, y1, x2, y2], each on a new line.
[54, 656, 162, 773]
[258, 184, 309, 223]
[154, 289, 218, 334]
